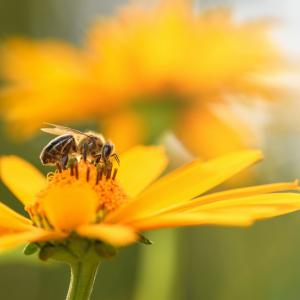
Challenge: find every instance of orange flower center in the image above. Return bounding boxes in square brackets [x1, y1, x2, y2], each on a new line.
[26, 161, 128, 231]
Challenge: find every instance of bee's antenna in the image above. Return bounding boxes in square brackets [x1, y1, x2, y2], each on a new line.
[112, 153, 120, 166]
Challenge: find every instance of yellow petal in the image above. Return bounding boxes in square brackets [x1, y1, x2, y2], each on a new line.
[108, 150, 262, 223]
[196, 193, 300, 211]
[129, 212, 254, 231]
[117, 145, 168, 198]
[206, 206, 300, 220]
[77, 224, 138, 246]
[1, 38, 90, 138]
[129, 194, 300, 231]
[0, 229, 64, 252]
[158, 180, 300, 214]
[125, 192, 300, 231]
[0, 202, 32, 231]
[41, 183, 98, 231]
[0, 156, 46, 206]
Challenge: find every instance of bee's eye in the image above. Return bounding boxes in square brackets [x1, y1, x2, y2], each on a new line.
[102, 144, 113, 158]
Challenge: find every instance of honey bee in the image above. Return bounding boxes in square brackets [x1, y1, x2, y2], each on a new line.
[40, 123, 119, 171]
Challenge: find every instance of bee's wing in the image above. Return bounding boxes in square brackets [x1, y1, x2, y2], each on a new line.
[41, 127, 68, 136]
[41, 123, 88, 142]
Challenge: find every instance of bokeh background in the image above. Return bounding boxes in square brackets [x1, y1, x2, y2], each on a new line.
[1, 0, 300, 299]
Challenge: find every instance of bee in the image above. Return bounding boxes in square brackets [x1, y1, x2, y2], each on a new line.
[40, 123, 119, 171]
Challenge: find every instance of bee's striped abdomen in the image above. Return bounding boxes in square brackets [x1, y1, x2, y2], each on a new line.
[40, 134, 76, 165]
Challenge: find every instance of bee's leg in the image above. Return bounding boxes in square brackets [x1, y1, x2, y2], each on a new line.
[105, 167, 112, 180]
[105, 161, 113, 180]
[74, 162, 79, 179]
[67, 157, 77, 176]
[82, 143, 88, 162]
[95, 154, 101, 165]
[96, 165, 104, 184]
[112, 168, 118, 180]
[56, 162, 62, 173]
[70, 164, 74, 176]
[86, 166, 90, 182]
[60, 155, 69, 170]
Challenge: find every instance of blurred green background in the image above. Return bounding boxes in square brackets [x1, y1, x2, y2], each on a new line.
[1, 0, 300, 299]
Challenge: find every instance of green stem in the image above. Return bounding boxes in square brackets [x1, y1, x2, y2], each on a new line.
[66, 251, 101, 300]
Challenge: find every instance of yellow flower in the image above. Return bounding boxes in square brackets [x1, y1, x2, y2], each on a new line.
[0, 2, 287, 158]
[1, 146, 300, 251]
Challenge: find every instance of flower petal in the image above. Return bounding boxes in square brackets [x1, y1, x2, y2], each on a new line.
[129, 212, 254, 231]
[195, 193, 300, 211]
[1, 38, 89, 138]
[108, 150, 262, 223]
[154, 180, 300, 214]
[77, 224, 138, 246]
[0, 202, 32, 231]
[0, 229, 64, 252]
[41, 183, 98, 231]
[129, 193, 300, 231]
[0, 156, 46, 206]
[117, 145, 168, 198]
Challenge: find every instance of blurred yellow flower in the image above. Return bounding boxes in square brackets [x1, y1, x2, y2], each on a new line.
[1, 146, 300, 251]
[0, 1, 287, 158]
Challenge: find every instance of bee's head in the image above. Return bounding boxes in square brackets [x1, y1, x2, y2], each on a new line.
[102, 141, 114, 160]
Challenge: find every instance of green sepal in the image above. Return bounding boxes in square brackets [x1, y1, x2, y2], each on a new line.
[67, 236, 90, 258]
[139, 234, 153, 245]
[39, 245, 57, 261]
[94, 242, 117, 258]
[38, 244, 77, 264]
[23, 243, 39, 255]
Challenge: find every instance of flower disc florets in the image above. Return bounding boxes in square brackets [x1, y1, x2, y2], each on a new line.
[26, 160, 128, 232]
